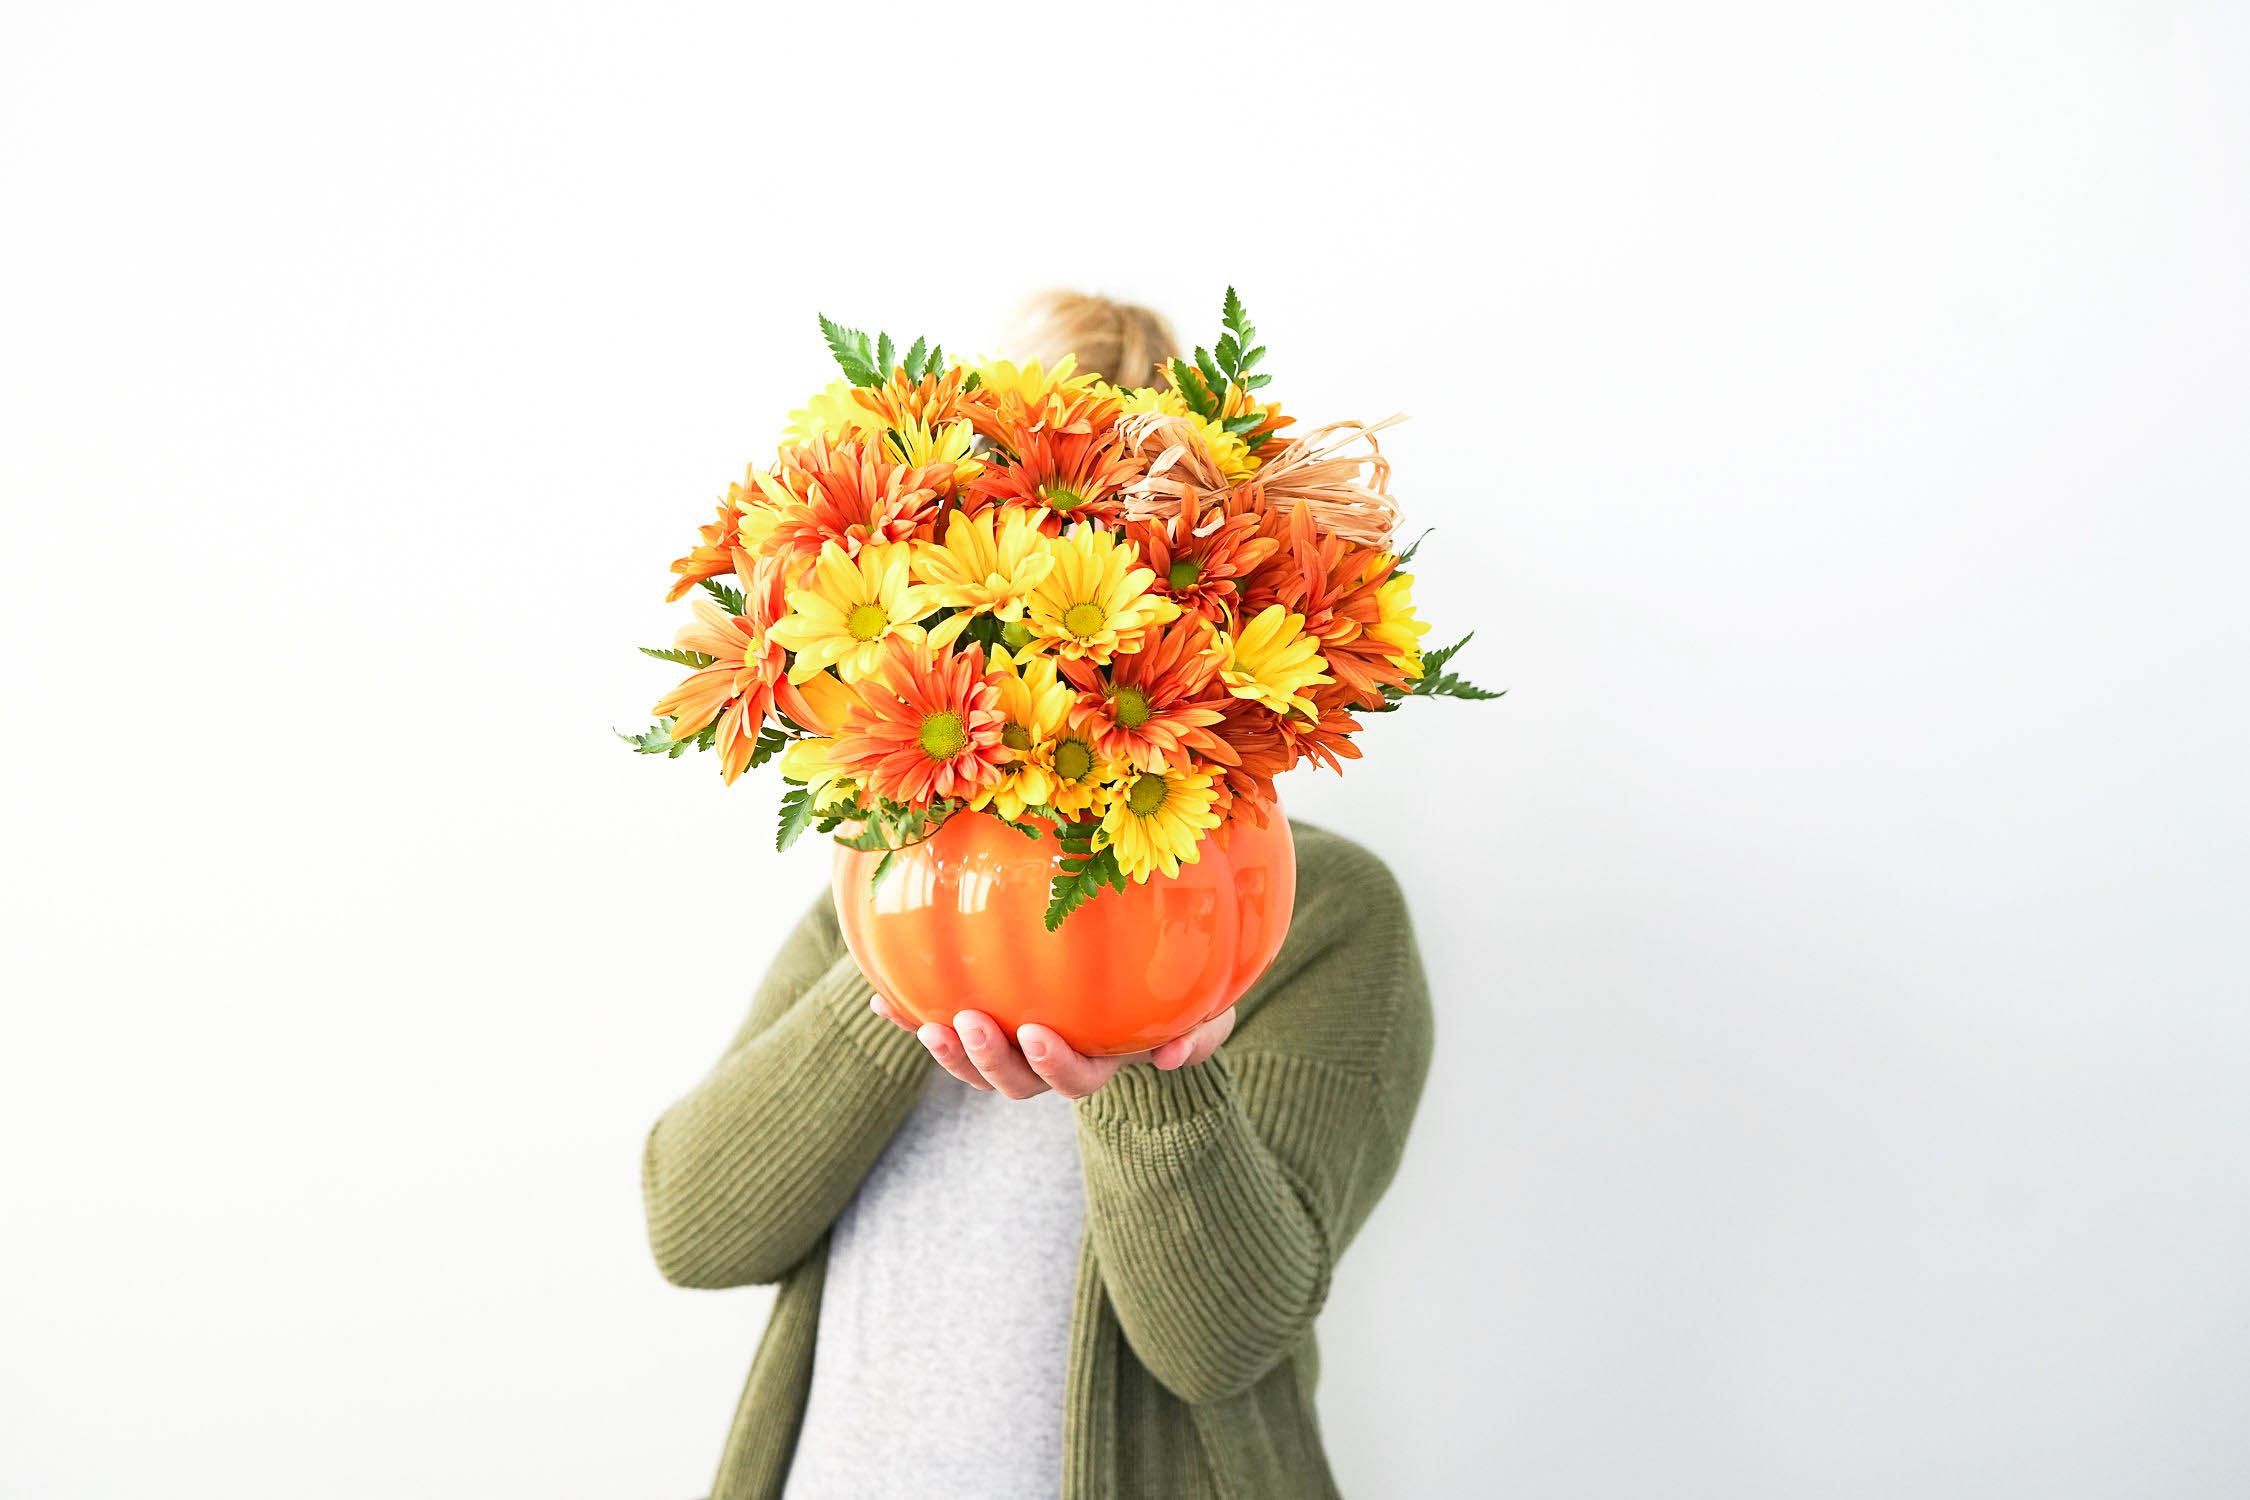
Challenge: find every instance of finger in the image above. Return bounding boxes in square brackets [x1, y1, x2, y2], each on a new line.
[917, 1023, 992, 1090]
[869, 993, 914, 1030]
[953, 1010, 1049, 1099]
[1153, 1006, 1236, 1071]
[1016, 1024, 1123, 1100]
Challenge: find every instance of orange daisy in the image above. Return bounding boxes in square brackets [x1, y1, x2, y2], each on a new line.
[1124, 506, 1280, 628]
[1239, 505, 1401, 702]
[828, 636, 1011, 807]
[648, 597, 817, 785]
[752, 435, 953, 580]
[964, 422, 1142, 528]
[1207, 698, 1297, 828]
[1060, 615, 1236, 774]
[850, 366, 980, 435]
[665, 467, 756, 602]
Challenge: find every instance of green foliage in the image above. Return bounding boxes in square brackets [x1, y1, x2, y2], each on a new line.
[776, 785, 818, 851]
[749, 725, 790, 770]
[1408, 633, 1505, 701]
[639, 646, 715, 669]
[818, 313, 948, 388]
[699, 577, 746, 616]
[1170, 287, 1274, 439]
[619, 717, 697, 758]
[1045, 819, 1128, 931]
[1394, 528, 1434, 568]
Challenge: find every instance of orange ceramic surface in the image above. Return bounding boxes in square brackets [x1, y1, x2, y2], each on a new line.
[832, 807, 1297, 1057]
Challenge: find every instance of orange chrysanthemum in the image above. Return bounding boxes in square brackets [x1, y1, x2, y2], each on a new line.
[1238, 504, 1405, 704]
[1206, 697, 1297, 828]
[751, 436, 953, 581]
[1278, 680, 1367, 775]
[965, 357, 1119, 447]
[665, 468, 757, 602]
[1060, 616, 1236, 774]
[648, 598, 818, 784]
[1124, 506, 1280, 628]
[851, 366, 980, 435]
[963, 422, 1142, 529]
[828, 636, 1011, 807]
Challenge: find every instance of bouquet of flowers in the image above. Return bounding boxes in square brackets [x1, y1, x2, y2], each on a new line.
[626, 290, 1496, 928]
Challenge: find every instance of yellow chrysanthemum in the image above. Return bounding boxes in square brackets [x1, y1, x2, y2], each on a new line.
[1098, 765, 1223, 882]
[767, 540, 932, 683]
[1121, 386, 1257, 484]
[784, 380, 887, 447]
[776, 736, 858, 812]
[1366, 567, 1432, 679]
[967, 645, 1077, 820]
[1022, 523, 1180, 665]
[972, 353, 1102, 418]
[883, 417, 982, 493]
[1217, 604, 1333, 718]
[1043, 728, 1119, 820]
[917, 506, 1058, 648]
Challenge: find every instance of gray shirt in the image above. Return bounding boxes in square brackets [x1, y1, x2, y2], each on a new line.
[782, 1069, 1086, 1500]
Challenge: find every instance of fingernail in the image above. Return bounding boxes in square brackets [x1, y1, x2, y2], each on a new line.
[1020, 1030, 1047, 1061]
[917, 1024, 948, 1053]
[956, 1015, 986, 1048]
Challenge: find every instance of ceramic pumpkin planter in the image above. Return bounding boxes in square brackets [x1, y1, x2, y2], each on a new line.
[832, 806, 1296, 1057]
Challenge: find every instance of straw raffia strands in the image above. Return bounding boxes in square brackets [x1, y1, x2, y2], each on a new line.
[1115, 410, 1407, 548]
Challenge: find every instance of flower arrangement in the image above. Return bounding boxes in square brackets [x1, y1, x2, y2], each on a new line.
[626, 290, 1497, 927]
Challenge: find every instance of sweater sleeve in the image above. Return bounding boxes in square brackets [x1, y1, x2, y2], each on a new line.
[641, 889, 932, 1289]
[1070, 828, 1434, 1403]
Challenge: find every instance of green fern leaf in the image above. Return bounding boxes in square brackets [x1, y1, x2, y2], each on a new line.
[699, 577, 746, 616]
[639, 646, 716, 668]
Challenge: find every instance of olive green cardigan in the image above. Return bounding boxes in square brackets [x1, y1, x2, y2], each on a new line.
[641, 821, 1432, 1499]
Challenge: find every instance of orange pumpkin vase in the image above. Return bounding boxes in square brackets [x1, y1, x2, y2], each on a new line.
[832, 806, 1297, 1057]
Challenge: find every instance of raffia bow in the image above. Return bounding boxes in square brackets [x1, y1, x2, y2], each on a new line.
[1113, 410, 1407, 549]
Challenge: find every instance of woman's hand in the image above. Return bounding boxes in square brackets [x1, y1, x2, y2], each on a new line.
[869, 995, 1235, 1101]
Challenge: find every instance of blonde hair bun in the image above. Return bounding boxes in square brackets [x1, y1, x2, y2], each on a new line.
[1002, 290, 1179, 389]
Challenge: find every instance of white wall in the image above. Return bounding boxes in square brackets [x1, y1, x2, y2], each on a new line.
[4, 3, 2245, 1496]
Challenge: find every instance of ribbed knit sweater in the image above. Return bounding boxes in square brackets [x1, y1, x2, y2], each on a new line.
[641, 820, 1433, 1499]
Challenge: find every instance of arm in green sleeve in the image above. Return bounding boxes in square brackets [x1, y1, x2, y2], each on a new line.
[641, 890, 931, 1289]
[1071, 831, 1433, 1403]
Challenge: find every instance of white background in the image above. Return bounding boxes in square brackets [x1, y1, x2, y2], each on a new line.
[4, 3, 2246, 1496]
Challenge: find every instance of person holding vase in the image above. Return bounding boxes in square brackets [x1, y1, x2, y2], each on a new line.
[641, 292, 1434, 1500]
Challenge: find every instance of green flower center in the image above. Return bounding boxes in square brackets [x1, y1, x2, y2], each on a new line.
[1044, 484, 1086, 512]
[918, 709, 968, 761]
[845, 602, 890, 642]
[1061, 601, 1107, 639]
[1125, 772, 1169, 818]
[1053, 737, 1095, 782]
[1001, 721, 1033, 752]
[1111, 685, 1154, 730]
[1167, 556, 1203, 591]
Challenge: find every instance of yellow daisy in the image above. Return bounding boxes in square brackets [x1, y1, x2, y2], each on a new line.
[1022, 523, 1180, 665]
[1216, 604, 1333, 718]
[917, 506, 1058, 648]
[776, 736, 859, 812]
[767, 540, 932, 683]
[1098, 765, 1223, 882]
[971, 353, 1102, 421]
[967, 645, 1077, 820]
[884, 417, 982, 493]
[1121, 385, 1257, 484]
[1043, 728, 1119, 820]
[784, 379, 887, 447]
[1366, 567, 1432, 679]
